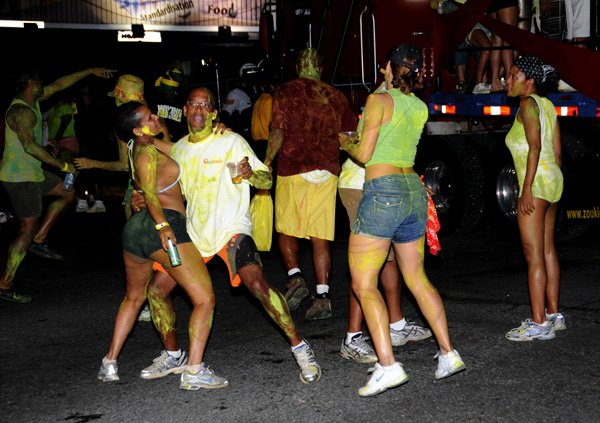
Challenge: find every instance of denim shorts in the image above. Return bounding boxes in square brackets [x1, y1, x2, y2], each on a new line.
[351, 173, 428, 243]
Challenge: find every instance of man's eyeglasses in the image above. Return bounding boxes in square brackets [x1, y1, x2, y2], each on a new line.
[186, 101, 213, 109]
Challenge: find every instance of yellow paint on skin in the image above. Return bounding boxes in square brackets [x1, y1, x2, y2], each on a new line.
[253, 288, 296, 339]
[416, 236, 425, 257]
[349, 248, 385, 272]
[148, 292, 175, 335]
[189, 315, 213, 340]
[141, 125, 157, 136]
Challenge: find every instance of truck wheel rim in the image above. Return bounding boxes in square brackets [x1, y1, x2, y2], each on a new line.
[423, 160, 453, 215]
[496, 165, 518, 220]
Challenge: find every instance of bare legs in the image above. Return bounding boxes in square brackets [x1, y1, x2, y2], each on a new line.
[149, 262, 303, 348]
[238, 264, 302, 346]
[105, 243, 214, 368]
[0, 216, 37, 290]
[349, 234, 454, 366]
[106, 253, 153, 360]
[488, 6, 518, 92]
[278, 233, 331, 286]
[0, 182, 74, 291]
[394, 237, 452, 355]
[516, 199, 560, 323]
[347, 259, 403, 333]
[348, 235, 395, 366]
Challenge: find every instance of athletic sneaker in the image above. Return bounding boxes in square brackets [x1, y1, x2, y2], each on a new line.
[292, 339, 322, 384]
[28, 241, 63, 261]
[305, 294, 332, 320]
[138, 304, 151, 322]
[358, 362, 408, 397]
[140, 350, 188, 379]
[505, 319, 556, 342]
[546, 312, 566, 331]
[472, 82, 491, 94]
[179, 363, 228, 390]
[87, 200, 106, 213]
[390, 321, 432, 346]
[75, 199, 89, 213]
[284, 274, 309, 311]
[434, 349, 466, 380]
[340, 334, 378, 364]
[98, 358, 119, 382]
[0, 288, 32, 303]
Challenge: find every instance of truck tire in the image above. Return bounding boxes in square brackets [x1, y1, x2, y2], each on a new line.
[416, 136, 485, 234]
[488, 133, 592, 241]
[488, 147, 520, 241]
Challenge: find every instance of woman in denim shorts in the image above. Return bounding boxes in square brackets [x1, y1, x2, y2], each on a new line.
[340, 44, 465, 397]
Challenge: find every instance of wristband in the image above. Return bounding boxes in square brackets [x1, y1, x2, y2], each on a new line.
[155, 222, 170, 231]
[62, 162, 69, 172]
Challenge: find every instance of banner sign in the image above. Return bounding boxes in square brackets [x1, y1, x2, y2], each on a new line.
[2, 1, 264, 27]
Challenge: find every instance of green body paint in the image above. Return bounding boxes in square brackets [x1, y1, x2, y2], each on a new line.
[189, 314, 213, 341]
[148, 290, 176, 335]
[297, 48, 321, 80]
[248, 170, 272, 189]
[252, 288, 296, 340]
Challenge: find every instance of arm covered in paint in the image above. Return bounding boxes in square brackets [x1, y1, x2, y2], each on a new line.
[40, 67, 116, 102]
[340, 93, 383, 164]
[264, 127, 283, 171]
[74, 133, 129, 171]
[7, 104, 75, 173]
[519, 97, 542, 216]
[134, 144, 175, 251]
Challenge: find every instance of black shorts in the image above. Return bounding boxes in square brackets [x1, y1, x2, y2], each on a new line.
[122, 208, 192, 258]
[1, 170, 62, 218]
[486, 0, 518, 14]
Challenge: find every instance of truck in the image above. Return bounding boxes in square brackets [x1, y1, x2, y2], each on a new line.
[259, 0, 600, 238]
[1, 0, 598, 238]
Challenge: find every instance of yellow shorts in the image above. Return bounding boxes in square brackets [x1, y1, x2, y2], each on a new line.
[275, 174, 337, 241]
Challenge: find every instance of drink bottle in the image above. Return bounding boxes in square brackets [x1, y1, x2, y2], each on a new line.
[167, 238, 182, 267]
[63, 173, 75, 192]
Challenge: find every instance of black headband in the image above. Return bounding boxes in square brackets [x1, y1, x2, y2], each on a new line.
[515, 55, 556, 86]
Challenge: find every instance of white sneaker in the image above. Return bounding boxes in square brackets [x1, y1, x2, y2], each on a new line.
[558, 79, 577, 92]
[340, 334, 378, 364]
[75, 199, 89, 213]
[390, 320, 432, 346]
[140, 350, 188, 380]
[505, 318, 556, 342]
[434, 349, 466, 380]
[472, 82, 491, 94]
[86, 200, 106, 213]
[358, 362, 408, 397]
[546, 312, 567, 331]
[138, 304, 151, 322]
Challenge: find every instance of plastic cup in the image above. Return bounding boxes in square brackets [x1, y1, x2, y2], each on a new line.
[340, 131, 359, 144]
[227, 161, 243, 184]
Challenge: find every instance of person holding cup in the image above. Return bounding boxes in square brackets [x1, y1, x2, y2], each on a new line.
[340, 44, 465, 396]
[98, 101, 225, 390]
[134, 87, 322, 386]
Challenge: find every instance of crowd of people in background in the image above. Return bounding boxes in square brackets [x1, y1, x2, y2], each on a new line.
[0, 0, 581, 396]
[438, 0, 591, 94]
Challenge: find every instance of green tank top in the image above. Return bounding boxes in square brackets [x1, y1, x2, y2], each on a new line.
[366, 89, 428, 168]
[0, 99, 45, 182]
[505, 93, 562, 191]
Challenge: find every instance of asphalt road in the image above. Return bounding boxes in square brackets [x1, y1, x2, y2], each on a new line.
[1, 199, 599, 423]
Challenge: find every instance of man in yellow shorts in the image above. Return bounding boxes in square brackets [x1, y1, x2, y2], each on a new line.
[264, 48, 357, 320]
